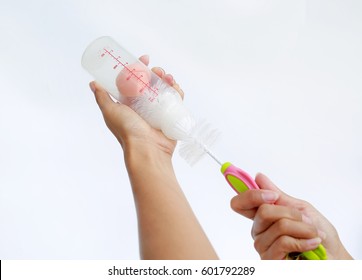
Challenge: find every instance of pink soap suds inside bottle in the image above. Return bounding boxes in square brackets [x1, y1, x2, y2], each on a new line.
[116, 62, 151, 105]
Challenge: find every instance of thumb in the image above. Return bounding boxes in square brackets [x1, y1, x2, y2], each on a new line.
[255, 173, 282, 192]
[255, 173, 297, 206]
[89, 81, 115, 112]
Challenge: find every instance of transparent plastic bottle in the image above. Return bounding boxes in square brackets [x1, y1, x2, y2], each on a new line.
[82, 36, 219, 165]
[81, 36, 194, 139]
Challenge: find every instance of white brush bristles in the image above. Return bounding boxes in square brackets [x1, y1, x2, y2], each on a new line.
[131, 80, 219, 165]
[179, 120, 220, 166]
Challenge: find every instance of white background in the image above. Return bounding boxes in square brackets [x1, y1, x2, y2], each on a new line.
[0, 0, 361, 259]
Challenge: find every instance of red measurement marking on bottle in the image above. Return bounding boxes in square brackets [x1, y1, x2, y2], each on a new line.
[100, 48, 159, 99]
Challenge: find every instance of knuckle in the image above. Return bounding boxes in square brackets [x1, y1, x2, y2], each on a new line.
[288, 207, 302, 220]
[295, 198, 311, 210]
[304, 225, 318, 237]
[230, 196, 241, 211]
[230, 194, 250, 212]
[299, 198, 310, 206]
[275, 235, 292, 251]
[256, 204, 272, 220]
[275, 218, 291, 233]
[253, 236, 263, 253]
[275, 235, 305, 254]
[293, 241, 305, 253]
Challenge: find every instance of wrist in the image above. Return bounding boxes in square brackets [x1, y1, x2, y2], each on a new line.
[123, 139, 180, 198]
[334, 243, 354, 260]
[124, 140, 173, 172]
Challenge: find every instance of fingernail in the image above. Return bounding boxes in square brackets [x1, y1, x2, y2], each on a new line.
[307, 237, 321, 247]
[158, 67, 165, 76]
[165, 74, 174, 85]
[89, 82, 96, 93]
[261, 191, 279, 203]
[151, 67, 165, 78]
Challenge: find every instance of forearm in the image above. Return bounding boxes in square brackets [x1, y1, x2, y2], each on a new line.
[124, 143, 218, 260]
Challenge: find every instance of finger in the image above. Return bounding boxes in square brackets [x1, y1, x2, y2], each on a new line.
[91, 81, 147, 140]
[252, 204, 303, 236]
[173, 82, 184, 99]
[151, 67, 165, 78]
[151, 67, 185, 100]
[255, 173, 284, 193]
[255, 173, 304, 207]
[258, 235, 322, 260]
[254, 218, 320, 254]
[230, 190, 279, 219]
[164, 74, 185, 100]
[139, 55, 149, 66]
[90, 81, 116, 112]
[164, 73, 174, 85]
